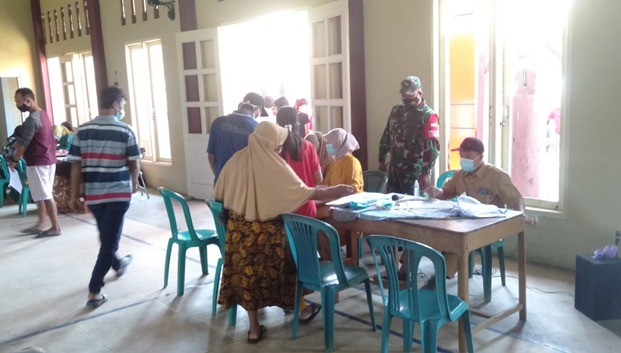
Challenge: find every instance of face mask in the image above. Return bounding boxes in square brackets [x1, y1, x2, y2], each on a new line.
[16, 104, 29, 113]
[326, 144, 336, 156]
[116, 110, 125, 121]
[460, 158, 476, 172]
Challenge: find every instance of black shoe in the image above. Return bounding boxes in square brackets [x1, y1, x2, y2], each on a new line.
[116, 255, 133, 278]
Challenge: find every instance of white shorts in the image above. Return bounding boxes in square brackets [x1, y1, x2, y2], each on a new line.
[26, 164, 56, 202]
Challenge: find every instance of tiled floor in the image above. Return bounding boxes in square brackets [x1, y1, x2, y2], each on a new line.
[0, 191, 619, 353]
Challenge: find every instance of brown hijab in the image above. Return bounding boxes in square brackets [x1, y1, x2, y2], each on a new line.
[304, 131, 333, 175]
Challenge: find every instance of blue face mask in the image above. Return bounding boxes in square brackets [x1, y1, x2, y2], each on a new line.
[116, 110, 125, 121]
[460, 158, 476, 172]
[326, 144, 336, 156]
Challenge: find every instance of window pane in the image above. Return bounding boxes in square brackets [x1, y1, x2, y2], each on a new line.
[187, 107, 202, 134]
[330, 106, 343, 129]
[203, 73, 217, 102]
[505, 0, 565, 202]
[328, 63, 342, 99]
[185, 75, 199, 102]
[312, 21, 325, 58]
[327, 16, 342, 56]
[63, 61, 73, 82]
[200, 39, 215, 69]
[314, 64, 327, 99]
[83, 54, 98, 119]
[314, 105, 328, 133]
[148, 42, 171, 161]
[205, 107, 219, 134]
[182, 42, 197, 70]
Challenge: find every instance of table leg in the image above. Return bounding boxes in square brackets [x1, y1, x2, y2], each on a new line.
[518, 230, 527, 320]
[457, 252, 469, 352]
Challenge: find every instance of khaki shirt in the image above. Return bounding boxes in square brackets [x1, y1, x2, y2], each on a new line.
[442, 163, 523, 211]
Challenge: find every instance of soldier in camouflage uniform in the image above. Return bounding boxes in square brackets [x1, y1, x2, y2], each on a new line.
[378, 76, 440, 194]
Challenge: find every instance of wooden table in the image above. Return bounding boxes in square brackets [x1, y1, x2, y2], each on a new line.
[331, 210, 526, 353]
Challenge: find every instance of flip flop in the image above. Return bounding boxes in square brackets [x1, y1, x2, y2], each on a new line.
[34, 230, 62, 239]
[300, 303, 322, 324]
[247, 325, 267, 344]
[20, 227, 43, 234]
[86, 294, 107, 308]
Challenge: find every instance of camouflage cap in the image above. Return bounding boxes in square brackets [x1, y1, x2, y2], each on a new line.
[399, 76, 422, 95]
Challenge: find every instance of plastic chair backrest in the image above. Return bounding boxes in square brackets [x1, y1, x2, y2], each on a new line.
[363, 170, 389, 193]
[158, 187, 201, 241]
[281, 213, 349, 289]
[206, 199, 226, 254]
[0, 155, 9, 183]
[436, 170, 455, 188]
[366, 235, 452, 321]
[16, 159, 28, 185]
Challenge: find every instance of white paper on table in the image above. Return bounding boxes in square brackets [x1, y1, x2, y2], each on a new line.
[8, 168, 22, 194]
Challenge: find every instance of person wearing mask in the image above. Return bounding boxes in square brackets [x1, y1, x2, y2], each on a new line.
[322, 128, 364, 193]
[207, 92, 268, 183]
[378, 76, 440, 194]
[304, 131, 333, 177]
[424, 137, 526, 283]
[67, 86, 141, 308]
[10, 88, 61, 238]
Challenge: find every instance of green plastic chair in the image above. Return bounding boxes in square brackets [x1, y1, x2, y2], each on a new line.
[16, 159, 30, 217]
[436, 170, 506, 302]
[0, 155, 9, 207]
[158, 187, 221, 297]
[281, 213, 376, 352]
[205, 199, 237, 326]
[362, 170, 389, 193]
[366, 235, 474, 353]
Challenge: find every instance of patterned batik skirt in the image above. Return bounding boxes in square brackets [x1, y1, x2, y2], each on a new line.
[217, 213, 299, 311]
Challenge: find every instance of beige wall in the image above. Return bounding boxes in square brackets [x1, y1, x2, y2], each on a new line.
[4, 0, 621, 271]
[0, 1, 40, 99]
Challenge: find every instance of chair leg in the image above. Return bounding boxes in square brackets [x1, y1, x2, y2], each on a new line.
[228, 304, 237, 326]
[292, 282, 303, 339]
[177, 245, 188, 296]
[402, 319, 413, 353]
[420, 321, 439, 353]
[380, 313, 392, 353]
[364, 279, 376, 331]
[482, 245, 493, 303]
[321, 286, 336, 352]
[461, 311, 475, 353]
[163, 240, 173, 288]
[198, 246, 209, 275]
[497, 245, 506, 286]
[211, 257, 223, 317]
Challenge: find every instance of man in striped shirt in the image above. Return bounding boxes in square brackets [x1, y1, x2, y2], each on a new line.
[68, 86, 141, 308]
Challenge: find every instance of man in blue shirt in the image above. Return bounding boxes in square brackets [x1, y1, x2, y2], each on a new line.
[207, 92, 267, 183]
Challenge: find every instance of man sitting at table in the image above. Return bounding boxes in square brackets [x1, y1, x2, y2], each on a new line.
[421, 137, 524, 284]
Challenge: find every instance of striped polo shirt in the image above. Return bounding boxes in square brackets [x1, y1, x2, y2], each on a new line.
[67, 116, 141, 205]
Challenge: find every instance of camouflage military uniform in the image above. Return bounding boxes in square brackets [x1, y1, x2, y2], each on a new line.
[379, 99, 440, 194]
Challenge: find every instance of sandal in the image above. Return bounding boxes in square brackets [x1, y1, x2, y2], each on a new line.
[86, 294, 107, 308]
[300, 303, 322, 324]
[247, 325, 267, 344]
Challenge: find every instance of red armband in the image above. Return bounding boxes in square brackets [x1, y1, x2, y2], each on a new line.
[423, 114, 439, 140]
